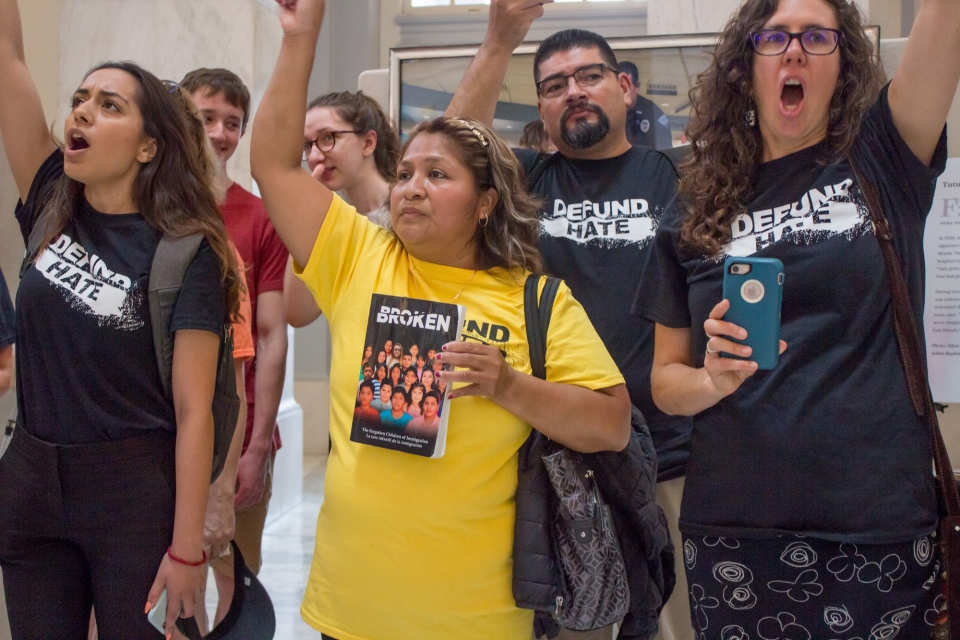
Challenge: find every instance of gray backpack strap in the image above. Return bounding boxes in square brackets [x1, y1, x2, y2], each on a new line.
[149, 234, 203, 399]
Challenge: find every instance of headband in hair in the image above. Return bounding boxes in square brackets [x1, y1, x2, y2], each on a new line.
[457, 119, 489, 147]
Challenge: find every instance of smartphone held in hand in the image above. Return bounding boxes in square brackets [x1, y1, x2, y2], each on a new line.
[147, 589, 183, 635]
[722, 256, 784, 370]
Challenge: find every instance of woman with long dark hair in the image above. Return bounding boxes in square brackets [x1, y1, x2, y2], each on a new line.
[252, 2, 631, 636]
[420, 368, 438, 394]
[373, 363, 387, 395]
[388, 362, 403, 389]
[634, 0, 960, 635]
[0, 1, 241, 636]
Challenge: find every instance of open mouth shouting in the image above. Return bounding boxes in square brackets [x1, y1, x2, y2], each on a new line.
[780, 78, 805, 115]
[65, 129, 90, 156]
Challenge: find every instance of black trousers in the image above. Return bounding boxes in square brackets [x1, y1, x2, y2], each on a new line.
[0, 426, 176, 640]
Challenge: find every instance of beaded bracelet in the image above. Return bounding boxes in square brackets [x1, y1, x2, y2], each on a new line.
[167, 546, 207, 567]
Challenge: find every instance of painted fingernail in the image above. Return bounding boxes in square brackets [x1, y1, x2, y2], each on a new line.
[436, 371, 442, 378]
[436, 353, 442, 360]
[442, 344, 448, 351]
[145, 602, 152, 614]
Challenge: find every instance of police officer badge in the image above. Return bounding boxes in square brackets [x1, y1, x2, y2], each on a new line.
[640, 119, 650, 133]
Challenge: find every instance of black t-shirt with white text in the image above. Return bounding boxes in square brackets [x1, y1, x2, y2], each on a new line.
[15, 150, 225, 444]
[517, 144, 690, 480]
[0, 268, 14, 349]
[633, 85, 946, 542]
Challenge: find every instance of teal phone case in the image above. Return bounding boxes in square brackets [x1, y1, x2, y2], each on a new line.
[721, 256, 784, 370]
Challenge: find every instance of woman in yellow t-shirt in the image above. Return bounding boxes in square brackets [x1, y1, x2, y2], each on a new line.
[252, 3, 630, 639]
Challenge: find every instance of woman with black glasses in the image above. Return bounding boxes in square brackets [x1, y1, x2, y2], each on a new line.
[0, 0, 242, 636]
[634, 0, 960, 636]
[283, 90, 399, 328]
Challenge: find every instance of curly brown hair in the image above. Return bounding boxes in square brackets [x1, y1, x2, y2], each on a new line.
[679, 0, 886, 255]
[399, 117, 544, 274]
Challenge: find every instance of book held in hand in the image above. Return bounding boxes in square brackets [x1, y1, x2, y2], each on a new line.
[351, 294, 465, 458]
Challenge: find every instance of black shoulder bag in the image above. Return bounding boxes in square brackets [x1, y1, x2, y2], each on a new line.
[851, 157, 960, 639]
[521, 274, 630, 632]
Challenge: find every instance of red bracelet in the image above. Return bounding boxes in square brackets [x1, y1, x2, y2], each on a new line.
[166, 546, 207, 567]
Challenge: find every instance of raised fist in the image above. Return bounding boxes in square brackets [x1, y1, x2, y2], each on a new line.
[275, 0, 325, 38]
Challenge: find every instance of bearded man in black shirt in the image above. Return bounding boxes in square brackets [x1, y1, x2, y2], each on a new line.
[445, 2, 691, 638]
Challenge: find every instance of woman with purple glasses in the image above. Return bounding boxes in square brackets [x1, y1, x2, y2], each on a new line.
[634, 0, 960, 635]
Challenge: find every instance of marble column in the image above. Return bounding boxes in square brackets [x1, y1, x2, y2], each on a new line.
[55, 0, 303, 521]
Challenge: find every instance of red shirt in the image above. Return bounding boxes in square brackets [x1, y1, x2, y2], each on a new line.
[221, 183, 288, 452]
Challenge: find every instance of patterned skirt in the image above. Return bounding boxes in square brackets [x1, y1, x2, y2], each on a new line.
[682, 532, 943, 640]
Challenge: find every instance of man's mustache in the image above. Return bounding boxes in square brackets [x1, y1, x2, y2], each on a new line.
[561, 102, 603, 125]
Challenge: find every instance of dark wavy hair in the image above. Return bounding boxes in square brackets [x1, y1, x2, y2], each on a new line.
[679, 0, 885, 255]
[398, 117, 544, 274]
[307, 91, 400, 183]
[35, 62, 242, 320]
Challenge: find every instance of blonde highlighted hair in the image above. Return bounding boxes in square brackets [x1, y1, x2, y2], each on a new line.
[400, 117, 543, 274]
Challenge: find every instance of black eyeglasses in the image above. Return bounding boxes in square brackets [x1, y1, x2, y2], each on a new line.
[536, 63, 619, 99]
[749, 28, 843, 56]
[303, 130, 361, 157]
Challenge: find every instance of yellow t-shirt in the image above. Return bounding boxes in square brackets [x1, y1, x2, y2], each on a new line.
[296, 195, 625, 640]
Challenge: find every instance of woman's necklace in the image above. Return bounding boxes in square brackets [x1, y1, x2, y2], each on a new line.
[409, 260, 477, 302]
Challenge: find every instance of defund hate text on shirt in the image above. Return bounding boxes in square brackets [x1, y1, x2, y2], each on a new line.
[541, 197, 654, 245]
[34, 233, 138, 324]
[724, 177, 868, 257]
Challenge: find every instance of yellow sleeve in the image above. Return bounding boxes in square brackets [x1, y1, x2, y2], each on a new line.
[294, 194, 389, 316]
[544, 282, 625, 391]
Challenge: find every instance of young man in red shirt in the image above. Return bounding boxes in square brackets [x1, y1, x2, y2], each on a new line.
[181, 68, 289, 626]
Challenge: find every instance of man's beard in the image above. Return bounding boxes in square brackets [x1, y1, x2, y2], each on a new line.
[559, 103, 611, 149]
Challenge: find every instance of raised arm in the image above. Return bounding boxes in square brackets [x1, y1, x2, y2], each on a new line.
[252, 0, 332, 268]
[0, 0, 57, 200]
[283, 257, 322, 327]
[888, 0, 960, 165]
[443, 0, 551, 125]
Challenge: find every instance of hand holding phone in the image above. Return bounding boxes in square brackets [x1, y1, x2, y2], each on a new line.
[719, 257, 784, 370]
[147, 589, 180, 635]
[146, 551, 206, 638]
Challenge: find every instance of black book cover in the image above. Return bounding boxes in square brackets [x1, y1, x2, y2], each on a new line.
[350, 294, 465, 457]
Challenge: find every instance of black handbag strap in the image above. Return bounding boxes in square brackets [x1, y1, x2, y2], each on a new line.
[524, 274, 562, 380]
[850, 156, 960, 632]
